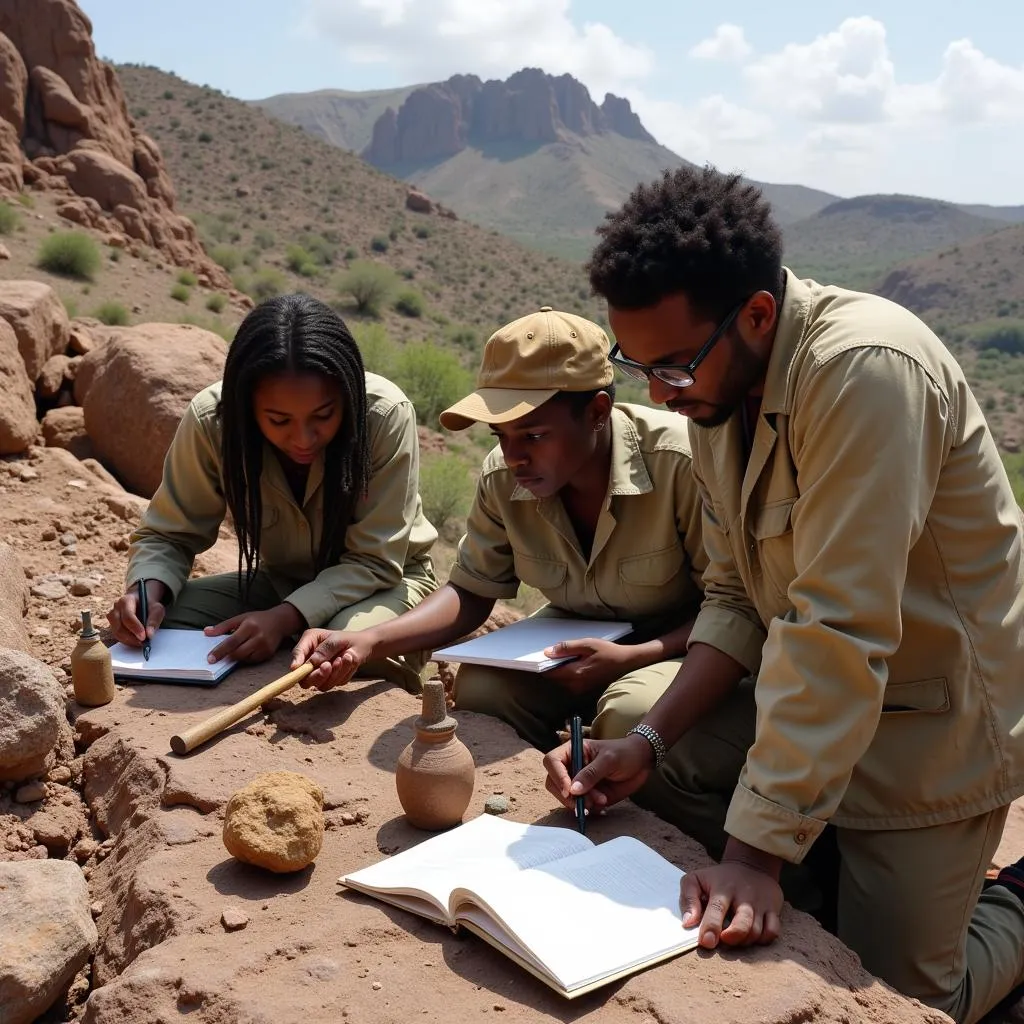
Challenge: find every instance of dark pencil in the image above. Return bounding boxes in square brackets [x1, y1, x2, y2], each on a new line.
[570, 714, 586, 835]
[138, 579, 151, 661]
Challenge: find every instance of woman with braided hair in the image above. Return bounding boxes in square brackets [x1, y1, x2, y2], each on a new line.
[106, 293, 438, 691]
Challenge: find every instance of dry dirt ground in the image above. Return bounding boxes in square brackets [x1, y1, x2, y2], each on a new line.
[1, 445, 1022, 1024]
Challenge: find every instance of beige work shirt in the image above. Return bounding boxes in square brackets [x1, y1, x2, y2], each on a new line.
[449, 403, 725, 649]
[687, 268, 1024, 862]
[126, 374, 437, 628]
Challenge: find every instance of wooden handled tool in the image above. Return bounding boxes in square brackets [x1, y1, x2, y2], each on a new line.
[169, 662, 315, 755]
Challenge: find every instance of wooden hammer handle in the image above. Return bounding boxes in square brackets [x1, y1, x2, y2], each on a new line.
[169, 662, 314, 755]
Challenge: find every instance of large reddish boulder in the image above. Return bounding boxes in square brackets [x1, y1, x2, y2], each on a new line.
[0, 320, 36, 455]
[77, 323, 227, 496]
[0, 280, 69, 384]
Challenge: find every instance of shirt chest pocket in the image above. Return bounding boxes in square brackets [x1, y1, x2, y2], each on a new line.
[514, 553, 569, 609]
[750, 499, 796, 602]
[618, 544, 687, 618]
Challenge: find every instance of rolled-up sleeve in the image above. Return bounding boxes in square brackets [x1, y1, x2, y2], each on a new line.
[126, 402, 226, 601]
[447, 468, 519, 600]
[686, 458, 767, 674]
[725, 347, 954, 862]
[286, 398, 430, 627]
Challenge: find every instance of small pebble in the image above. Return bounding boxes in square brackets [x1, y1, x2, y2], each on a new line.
[14, 781, 46, 803]
[484, 795, 509, 815]
[221, 907, 250, 932]
[70, 579, 93, 596]
[48, 766, 72, 784]
[90, 902, 104, 918]
[340, 811, 358, 826]
[18, 467, 39, 481]
[371, 981, 382, 991]
[41, 528, 57, 541]
[59, 531, 77, 546]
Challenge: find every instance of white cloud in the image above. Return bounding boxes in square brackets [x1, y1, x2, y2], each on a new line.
[689, 24, 752, 63]
[745, 17, 894, 124]
[299, 0, 653, 98]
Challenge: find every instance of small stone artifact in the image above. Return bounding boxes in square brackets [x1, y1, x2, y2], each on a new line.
[70, 610, 116, 707]
[222, 771, 324, 873]
[396, 679, 475, 830]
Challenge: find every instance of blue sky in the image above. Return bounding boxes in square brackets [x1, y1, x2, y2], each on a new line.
[83, 1, 1024, 204]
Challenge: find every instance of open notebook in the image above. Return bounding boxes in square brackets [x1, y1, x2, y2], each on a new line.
[109, 629, 237, 686]
[340, 813, 699, 998]
[433, 617, 633, 673]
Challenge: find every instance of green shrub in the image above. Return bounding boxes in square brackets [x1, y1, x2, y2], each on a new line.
[206, 293, 227, 313]
[285, 244, 318, 277]
[92, 301, 130, 326]
[246, 268, 287, 302]
[210, 245, 241, 271]
[394, 288, 425, 318]
[0, 201, 18, 235]
[392, 343, 472, 427]
[336, 260, 398, 317]
[370, 235, 389, 253]
[352, 323, 398, 377]
[419, 453, 473, 530]
[300, 233, 337, 266]
[163, 89, 174, 100]
[197, 130, 213, 143]
[108, 246, 121, 262]
[36, 231, 100, 280]
[413, 225, 432, 240]
[170, 283, 191, 303]
[344, 246, 359, 260]
[969, 320, 1024, 356]
[177, 269, 198, 287]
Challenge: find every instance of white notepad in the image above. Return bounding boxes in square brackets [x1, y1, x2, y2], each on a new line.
[434, 617, 633, 673]
[109, 628, 238, 686]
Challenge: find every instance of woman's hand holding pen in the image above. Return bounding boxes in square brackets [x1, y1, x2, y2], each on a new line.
[107, 580, 168, 647]
[542, 732, 655, 815]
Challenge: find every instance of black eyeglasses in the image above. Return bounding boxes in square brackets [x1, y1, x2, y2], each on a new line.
[609, 301, 746, 388]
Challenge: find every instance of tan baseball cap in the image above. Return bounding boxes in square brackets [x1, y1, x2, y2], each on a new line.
[439, 306, 614, 431]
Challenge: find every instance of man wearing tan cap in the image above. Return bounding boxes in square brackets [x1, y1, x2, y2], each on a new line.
[291, 307, 748, 752]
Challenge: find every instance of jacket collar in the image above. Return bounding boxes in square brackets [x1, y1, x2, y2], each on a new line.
[760, 267, 813, 416]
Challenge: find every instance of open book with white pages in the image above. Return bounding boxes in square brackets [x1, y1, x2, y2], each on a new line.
[339, 813, 700, 998]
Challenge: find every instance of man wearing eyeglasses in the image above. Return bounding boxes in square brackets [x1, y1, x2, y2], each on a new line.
[544, 165, 1024, 1023]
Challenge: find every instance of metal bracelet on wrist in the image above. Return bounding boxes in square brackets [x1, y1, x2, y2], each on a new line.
[627, 723, 667, 769]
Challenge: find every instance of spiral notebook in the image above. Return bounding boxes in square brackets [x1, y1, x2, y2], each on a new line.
[108, 629, 237, 686]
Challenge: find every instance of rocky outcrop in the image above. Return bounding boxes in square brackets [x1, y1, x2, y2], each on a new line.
[0, 0, 233, 289]
[363, 67, 658, 166]
[0, 859, 97, 1024]
[0, 648, 68, 782]
[76, 322, 226, 496]
[0, 318, 37, 454]
[0, 279, 70, 384]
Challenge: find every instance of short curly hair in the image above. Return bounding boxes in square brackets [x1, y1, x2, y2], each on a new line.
[587, 165, 784, 321]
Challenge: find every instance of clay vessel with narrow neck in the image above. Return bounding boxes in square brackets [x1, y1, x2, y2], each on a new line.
[395, 680, 475, 830]
[70, 610, 116, 707]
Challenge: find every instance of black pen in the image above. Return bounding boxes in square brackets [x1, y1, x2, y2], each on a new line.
[137, 579, 151, 661]
[570, 714, 586, 835]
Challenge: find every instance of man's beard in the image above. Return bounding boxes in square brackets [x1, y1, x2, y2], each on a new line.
[668, 333, 767, 429]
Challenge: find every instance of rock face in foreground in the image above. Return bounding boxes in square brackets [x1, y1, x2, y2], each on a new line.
[0, 0, 232, 288]
[70, 661, 950, 1024]
[0, 647, 68, 782]
[0, 859, 97, 1024]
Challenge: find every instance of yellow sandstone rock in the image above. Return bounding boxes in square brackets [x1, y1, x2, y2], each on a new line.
[222, 771, 324, 873]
